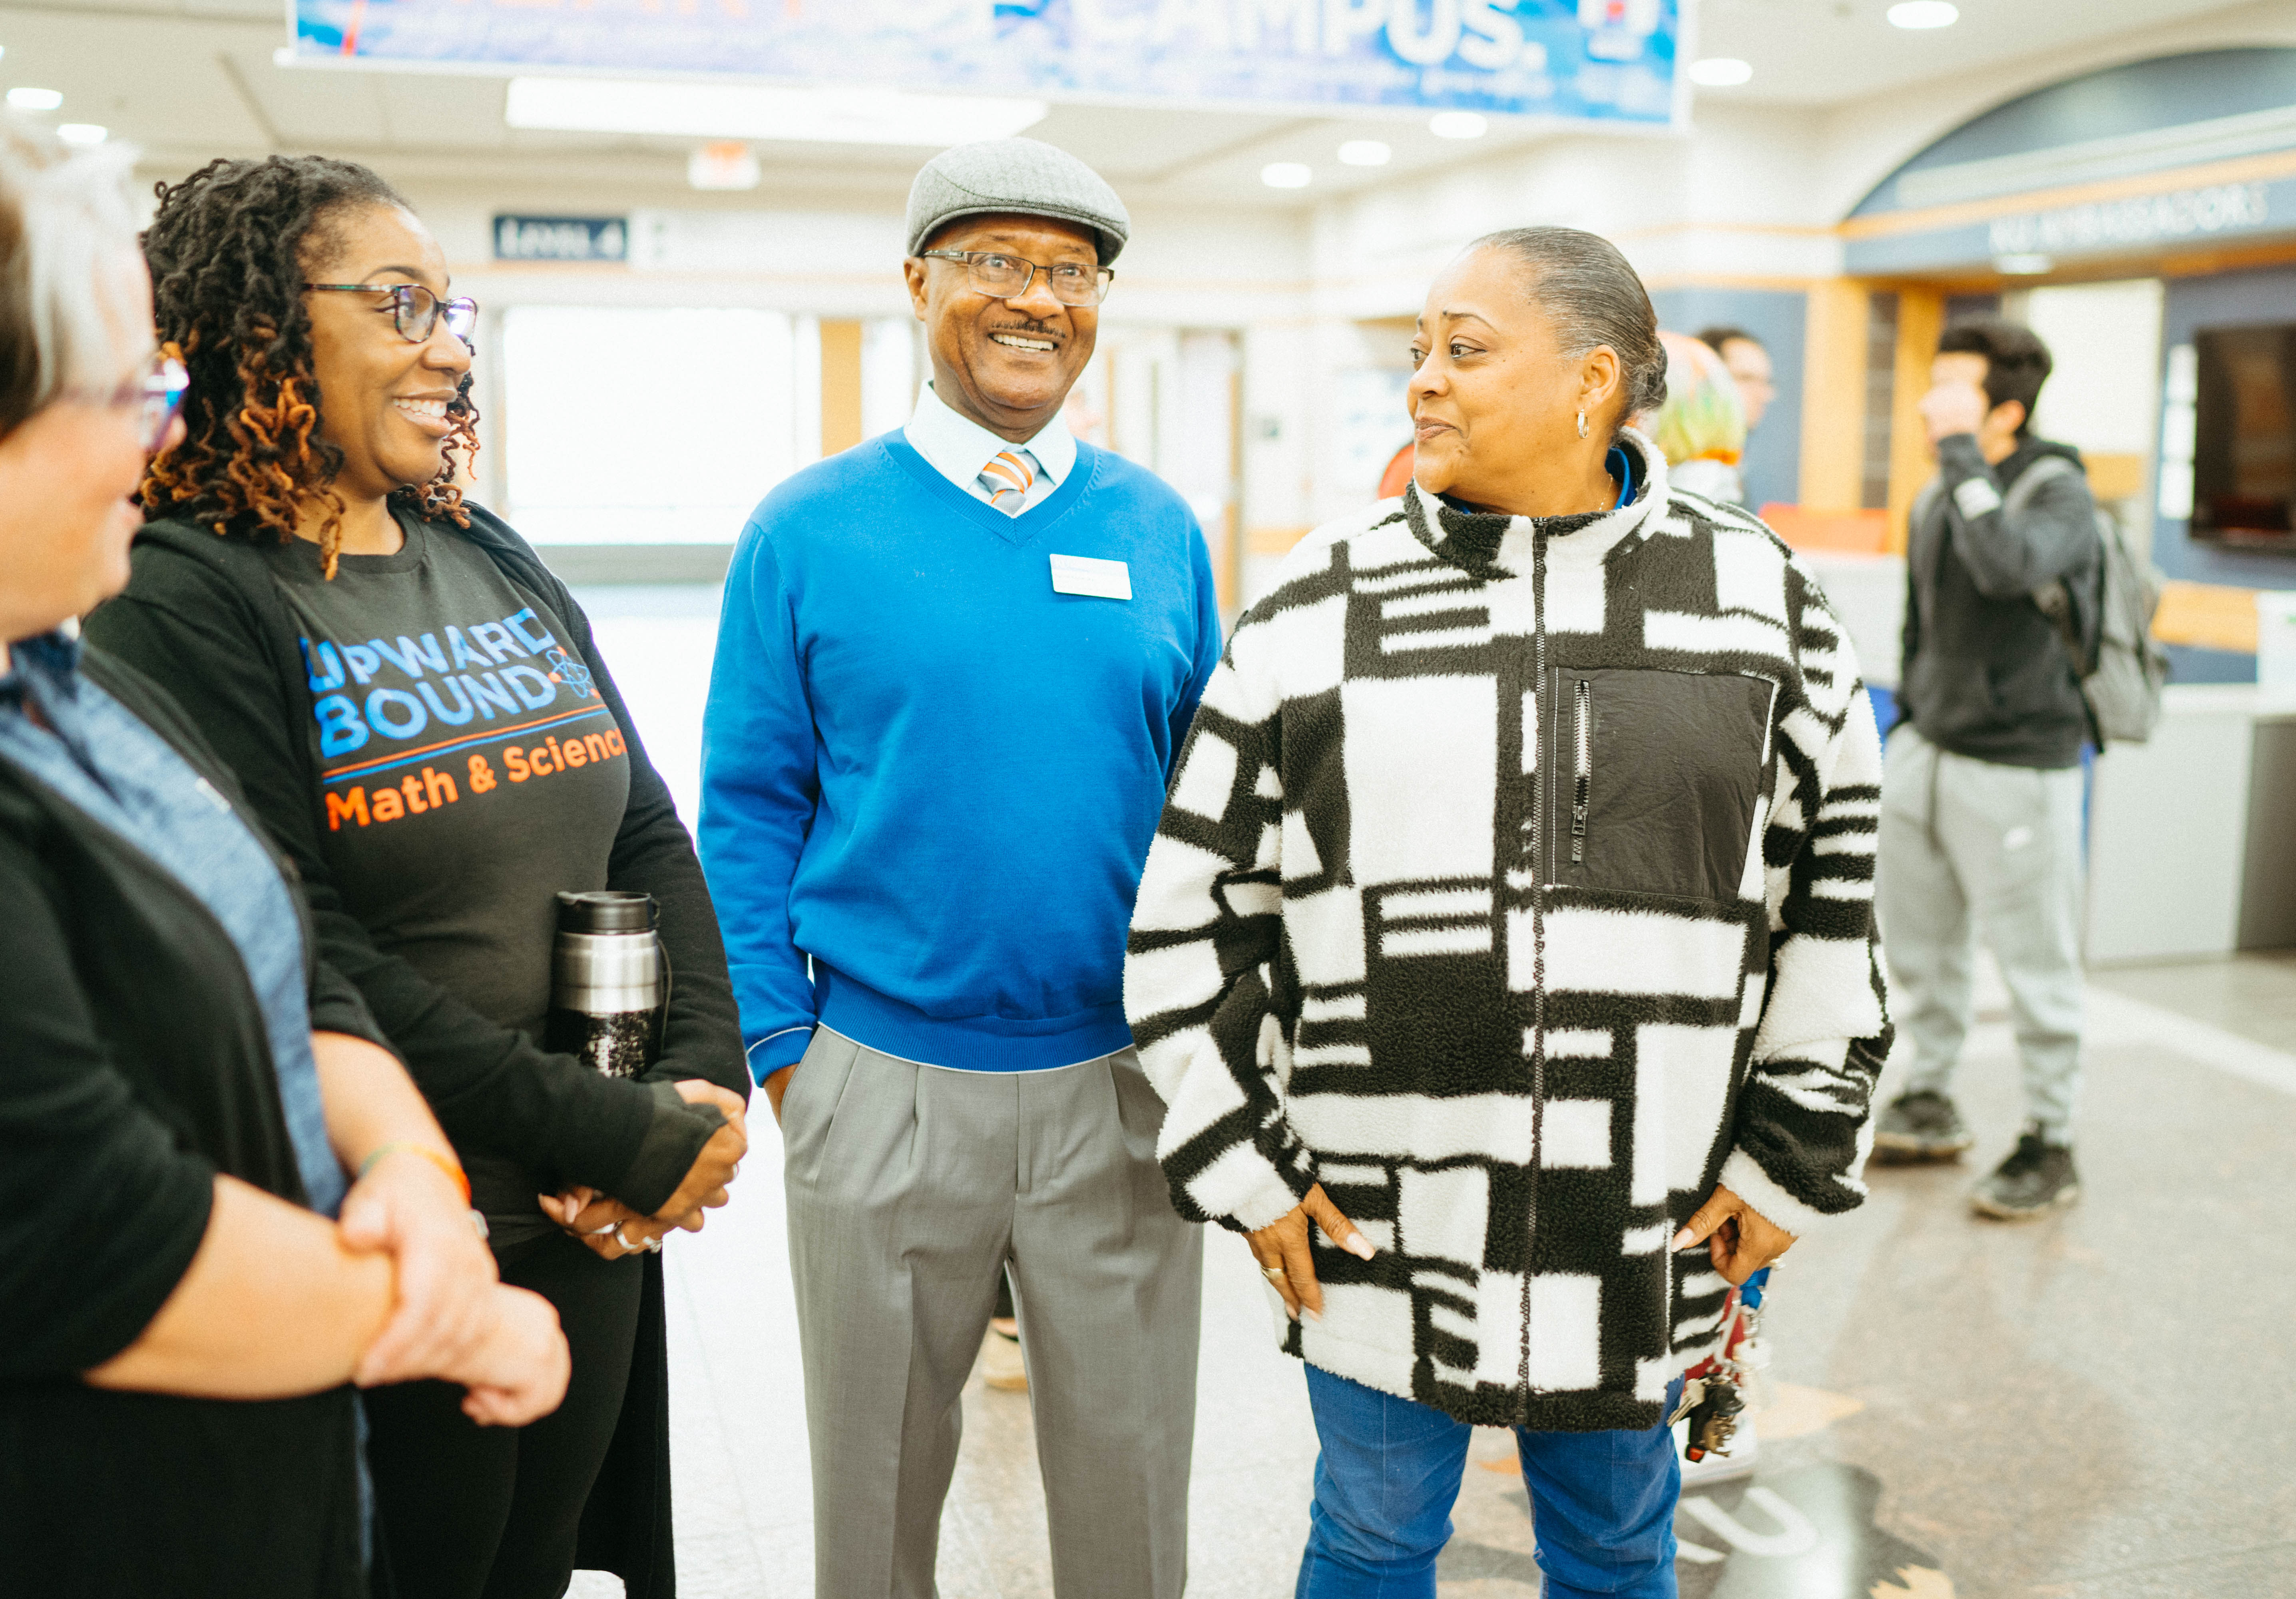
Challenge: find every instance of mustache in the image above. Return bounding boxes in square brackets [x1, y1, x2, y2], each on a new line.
[986, 319, 1065, 341]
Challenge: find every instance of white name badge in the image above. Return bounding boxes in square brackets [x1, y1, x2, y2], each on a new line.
[1049, 553, 1132, 600]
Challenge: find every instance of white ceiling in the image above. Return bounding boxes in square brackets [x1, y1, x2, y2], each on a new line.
[1693, 0, 2257, 106]
[0, 0, 2269, 207]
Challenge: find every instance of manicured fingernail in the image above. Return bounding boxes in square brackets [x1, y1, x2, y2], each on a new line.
[1344, 1236, 1376, 1261]
[1305, 1309, 1322, 1323]
[1671, 1227, 1697, 1250]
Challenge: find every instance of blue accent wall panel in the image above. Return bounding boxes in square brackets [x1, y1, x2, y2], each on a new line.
[2165, 644, 2259, 686]
[1647, 287, 1806, 512]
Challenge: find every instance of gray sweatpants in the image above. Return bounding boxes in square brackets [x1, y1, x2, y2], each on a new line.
[780, 1028, 1203, 1599]
[1877, 725, 2085, 1139]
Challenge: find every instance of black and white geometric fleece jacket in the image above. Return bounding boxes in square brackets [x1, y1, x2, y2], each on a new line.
[1123, 430, 1891, 1433]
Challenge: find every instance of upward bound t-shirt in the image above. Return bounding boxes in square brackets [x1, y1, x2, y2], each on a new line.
[271, 513, 630, 1240]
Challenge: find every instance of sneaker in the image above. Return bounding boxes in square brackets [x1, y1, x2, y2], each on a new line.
[1872, 1090, 1975, 1162]
[1970, 1130, 2079, 1220]
[980, 1325, 1028, 1392]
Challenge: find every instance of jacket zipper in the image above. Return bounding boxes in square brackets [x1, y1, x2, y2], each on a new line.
[1521, 536, 1550, 1411]
[1571, 678, 1591, 865]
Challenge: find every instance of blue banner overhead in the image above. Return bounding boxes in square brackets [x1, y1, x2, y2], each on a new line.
[287, 0, 1687, 129]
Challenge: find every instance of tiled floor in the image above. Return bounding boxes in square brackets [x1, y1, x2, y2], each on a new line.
[574, 588, 2296, 1599]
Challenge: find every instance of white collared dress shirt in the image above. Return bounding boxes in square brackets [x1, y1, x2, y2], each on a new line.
[902, 380, 1077, 516]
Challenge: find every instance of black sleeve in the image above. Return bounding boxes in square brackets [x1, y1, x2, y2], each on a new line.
[557, 585, 749, 1107]
[1896, 559, 1919, 726]
[0, 838, 215, 1378]
[84, 546, 713, 1214]
[1935, 436, 2098, 599]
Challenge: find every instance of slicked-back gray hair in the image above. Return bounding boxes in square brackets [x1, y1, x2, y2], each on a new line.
[0, 116, 143, 440]
[1470, 225, 1667, 432]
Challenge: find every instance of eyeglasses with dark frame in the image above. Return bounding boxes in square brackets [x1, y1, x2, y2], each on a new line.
[303, 281, 479, 345]
[918, 249, 1113, 307]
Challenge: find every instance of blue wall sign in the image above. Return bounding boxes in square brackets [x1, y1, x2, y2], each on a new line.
[492, 214, 629, 263]
[289, 0, 1686, 128]
[1844, 174, 2290, 275]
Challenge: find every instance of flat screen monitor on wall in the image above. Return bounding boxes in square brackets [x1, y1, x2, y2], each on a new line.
[2192, 324, 2296, 550]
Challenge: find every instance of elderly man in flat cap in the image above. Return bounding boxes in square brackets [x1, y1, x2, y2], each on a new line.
[699, 138, 1222, 1598]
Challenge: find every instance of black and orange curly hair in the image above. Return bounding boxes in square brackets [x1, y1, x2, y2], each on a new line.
[139, 155, 478, 578]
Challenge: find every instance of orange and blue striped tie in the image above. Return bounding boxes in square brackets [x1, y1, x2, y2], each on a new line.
[979, 448, 1036, 514]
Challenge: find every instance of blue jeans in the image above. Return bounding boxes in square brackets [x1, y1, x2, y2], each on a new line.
[1295, 1366, 1685, 1599]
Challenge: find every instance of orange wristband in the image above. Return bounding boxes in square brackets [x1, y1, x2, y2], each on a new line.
[358, 1141, 471, 1205]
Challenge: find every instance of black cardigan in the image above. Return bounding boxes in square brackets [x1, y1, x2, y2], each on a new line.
[0, 648, 384, 1597]
[84, 504, 749, 1215]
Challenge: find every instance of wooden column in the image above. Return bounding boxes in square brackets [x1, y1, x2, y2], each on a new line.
[1885, 288, 1946, 554]
[1797, 280, 1870, 512]
[819, 318, 864, 458]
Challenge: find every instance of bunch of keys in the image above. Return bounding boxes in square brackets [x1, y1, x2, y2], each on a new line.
[1682, 1374, 1745, 1461]
[1670, 1266, 1772, 1463]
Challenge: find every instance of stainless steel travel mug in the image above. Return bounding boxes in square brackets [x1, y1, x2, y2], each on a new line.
[546, 890, 665, 1078]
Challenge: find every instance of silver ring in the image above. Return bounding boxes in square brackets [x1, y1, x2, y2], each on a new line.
[616, 1223, 644, 1250]
[643, 1234, 663, 1253]
[587, 1220, 619, 1236]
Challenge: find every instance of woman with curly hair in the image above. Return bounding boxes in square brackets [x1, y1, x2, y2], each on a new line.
[0, 121, 567, 1599]
[85, 154, 751, 1599]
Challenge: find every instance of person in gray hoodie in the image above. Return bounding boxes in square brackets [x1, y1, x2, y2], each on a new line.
[1874, 317, 2099, 1219]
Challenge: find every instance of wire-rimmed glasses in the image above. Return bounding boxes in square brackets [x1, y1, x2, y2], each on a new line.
[303, 281, 479, 344]
[102, 349, 190, 454]
[918, 249, 1113, 307]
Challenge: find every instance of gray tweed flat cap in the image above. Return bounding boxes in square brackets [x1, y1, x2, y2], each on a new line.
[905, 137, 1130, 264]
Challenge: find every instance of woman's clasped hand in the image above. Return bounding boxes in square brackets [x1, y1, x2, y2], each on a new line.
[539, 1077, 751, 1261]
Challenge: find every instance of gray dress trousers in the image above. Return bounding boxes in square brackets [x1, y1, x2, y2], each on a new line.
[780, 1027, 1203, 1599]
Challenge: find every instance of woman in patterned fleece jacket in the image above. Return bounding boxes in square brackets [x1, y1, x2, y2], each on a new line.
[1124, 230, 1889, 1599]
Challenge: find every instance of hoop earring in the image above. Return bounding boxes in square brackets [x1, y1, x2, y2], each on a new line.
[1576, 409, 1588, 440]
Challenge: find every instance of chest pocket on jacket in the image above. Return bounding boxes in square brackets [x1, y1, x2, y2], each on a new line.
[1549, 667, 1774, 903]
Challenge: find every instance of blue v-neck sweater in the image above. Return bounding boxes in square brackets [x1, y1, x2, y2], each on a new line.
[700, 432, 1224, 1076]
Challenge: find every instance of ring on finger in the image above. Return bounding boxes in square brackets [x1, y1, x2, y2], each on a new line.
[1261, 1265, 1288, 1284]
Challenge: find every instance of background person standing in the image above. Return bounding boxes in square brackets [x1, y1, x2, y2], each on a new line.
[1697, 325, 1776, 433]
[1874, 318, 2099, 1219]
[699, 138, 1224, 1599]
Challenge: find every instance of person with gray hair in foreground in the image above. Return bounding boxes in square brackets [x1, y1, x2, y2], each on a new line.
[699, 138, 1224, 1598]
[1125, 228, 1891, 1598]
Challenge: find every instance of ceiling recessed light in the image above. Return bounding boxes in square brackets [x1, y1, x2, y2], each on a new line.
[507, 78, 1047, 147]
[1261, 161, 1312, 189]
[1429, 111, 1488, 140]
[1886, 1, 1959, 28]
[1687, 57, 1752, 87]
[7, 87, 62, 112]
[1994, 253, 2054, 275]
[56, 123, 105, 146]
[687, 141, 761, 191]
[1338, 140, 1391, 167]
